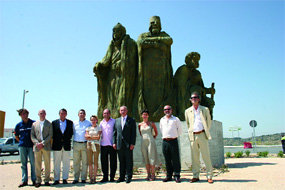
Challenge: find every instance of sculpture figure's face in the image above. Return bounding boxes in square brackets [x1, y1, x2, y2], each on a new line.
[113, 28, 123, 42]
[150, 17, 161, 34]
[191, 54, 200, 69]
[186, 53, 200, 69]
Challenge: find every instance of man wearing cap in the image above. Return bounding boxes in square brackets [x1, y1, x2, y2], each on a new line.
[185, 92, 213, 184]
[14, 108, 36, 187]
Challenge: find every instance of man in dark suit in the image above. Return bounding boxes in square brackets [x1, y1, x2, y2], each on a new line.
[51, 109, 73, 185]
[113, 106, 136, 183]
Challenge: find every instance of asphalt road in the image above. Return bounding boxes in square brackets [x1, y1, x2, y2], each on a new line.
[0, 152, 20, 161]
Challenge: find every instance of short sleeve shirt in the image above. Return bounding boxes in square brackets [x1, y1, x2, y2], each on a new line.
[86, 126, 102, 144]
[14, 119, 35, 147]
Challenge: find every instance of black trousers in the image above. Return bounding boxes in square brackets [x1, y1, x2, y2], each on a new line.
[117, 143, 133, 180]
[100, 145, 117, 180]
[282, 140, 285, 153]
[162, 139, 181, 178]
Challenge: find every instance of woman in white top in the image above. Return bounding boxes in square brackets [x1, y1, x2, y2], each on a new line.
[85, 115, 102, 184]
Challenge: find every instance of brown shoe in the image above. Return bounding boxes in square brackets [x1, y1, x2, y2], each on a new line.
[18, 182, 28, 188]
[190, 178, 200, 183]
[35, 183, 41, 188]
[208, 179, 214, 184]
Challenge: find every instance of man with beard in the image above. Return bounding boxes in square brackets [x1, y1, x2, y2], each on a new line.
[174, 52, 215, 120]
[137, 16, 174, 121]
[93, 23, 138, 120]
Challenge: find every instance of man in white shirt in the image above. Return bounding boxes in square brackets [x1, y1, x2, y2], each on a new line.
[72, 109, 91, 184]
[159, 105, 182, 183]
[185, 92, 213, 184]
[31, 109, 53, 188]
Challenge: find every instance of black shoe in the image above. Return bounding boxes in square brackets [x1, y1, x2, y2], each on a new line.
[126, 179, 131, 183]
[32, 181, 36, 186]
[174, 176, 181, 183]
[81, 180, 86, 183]
[109, 178, 115, 182]
[63, 180, 68, 184]
[18, 182, 28, 187]
[44, 182, 50, 186]
[116, 178, 125, 183]
[35, 183, 41, 188]
[52, 181, 59, 185]
[100, 178, 108, 183]
[163, 177, 172, 182]
[72, 180, 79, 184]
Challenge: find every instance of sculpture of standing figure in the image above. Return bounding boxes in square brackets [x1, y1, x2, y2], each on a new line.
[137, 16, 174, 121]
[93, 23, 138, 120]
[174, 52, 215, 120]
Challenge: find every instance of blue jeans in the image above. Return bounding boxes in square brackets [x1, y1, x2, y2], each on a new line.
[19, 146, 36, 182]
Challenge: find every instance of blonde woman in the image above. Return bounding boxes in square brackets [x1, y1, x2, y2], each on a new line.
[85, 115, 102, 183]
[138, 110, 158, 181]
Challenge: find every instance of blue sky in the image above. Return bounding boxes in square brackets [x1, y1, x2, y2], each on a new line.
[0, 0, 284, 138]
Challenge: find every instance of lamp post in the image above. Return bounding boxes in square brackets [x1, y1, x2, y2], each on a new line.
[22, 90, 29, 108]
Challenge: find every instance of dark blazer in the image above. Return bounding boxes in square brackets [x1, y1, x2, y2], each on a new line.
[113, 116, 136, 150]
[52, 119, 73, 151]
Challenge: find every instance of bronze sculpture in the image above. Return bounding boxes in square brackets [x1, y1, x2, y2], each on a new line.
[93, 23, 138, 120]
[174, 52, 215, 120]
[137, 16, 174, 121]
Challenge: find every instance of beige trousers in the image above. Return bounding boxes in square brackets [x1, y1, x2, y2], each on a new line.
[190, 132, 213, 179]
[34, 149, 51, 183]
[73, 142, 88, 181]
[53, 149, 70, 181]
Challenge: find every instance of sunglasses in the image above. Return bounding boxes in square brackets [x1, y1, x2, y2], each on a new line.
[191, 96, 199, 99]
[164, 108, 171, 111]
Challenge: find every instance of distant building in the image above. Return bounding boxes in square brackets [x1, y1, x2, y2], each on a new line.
[4, 128, 14, 138]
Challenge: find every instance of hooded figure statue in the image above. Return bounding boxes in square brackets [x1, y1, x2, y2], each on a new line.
[94, 23, 138, 119]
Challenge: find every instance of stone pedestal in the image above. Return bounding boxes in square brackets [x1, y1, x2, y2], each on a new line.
[133, 120, 224, 169]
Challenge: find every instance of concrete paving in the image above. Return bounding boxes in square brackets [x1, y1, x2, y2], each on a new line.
[0, 158, 284, 190]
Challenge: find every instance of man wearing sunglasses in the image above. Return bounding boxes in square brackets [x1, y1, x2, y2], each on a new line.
[159, 105, 182, 183]
[185, 92, 213, 184]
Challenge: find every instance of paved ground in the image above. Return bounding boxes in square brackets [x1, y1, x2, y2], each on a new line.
[0, 158, 284, 190]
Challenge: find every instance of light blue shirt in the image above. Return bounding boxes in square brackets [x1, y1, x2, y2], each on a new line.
[59, 119, 67, 134]
[73, 119, 91, 142]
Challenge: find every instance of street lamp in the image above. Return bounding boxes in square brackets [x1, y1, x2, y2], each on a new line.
[22, 90, 29, 108]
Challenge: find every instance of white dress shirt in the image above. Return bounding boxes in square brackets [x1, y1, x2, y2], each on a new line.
[39, 120, 45, 141]
[59, 119, 67, 134]
[193, 106, 204, 132]
[121, 115, 127, 130]
[73, 119, 91, 142]
[159, 115, 182, 139]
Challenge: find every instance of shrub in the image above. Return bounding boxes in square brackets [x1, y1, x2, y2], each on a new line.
[257, 151, 269, 157]
[277, 151, 284, 158]
[234, 151, 243, 158]
[245, 150, 250, 157]
[226, 152, 231, 158]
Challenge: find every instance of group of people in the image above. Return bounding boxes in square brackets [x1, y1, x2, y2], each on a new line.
[14, 91, 214, 188]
